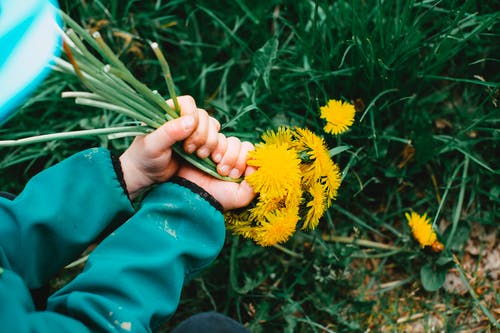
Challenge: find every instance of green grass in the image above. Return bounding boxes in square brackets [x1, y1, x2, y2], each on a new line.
[1, 0, 499, 332]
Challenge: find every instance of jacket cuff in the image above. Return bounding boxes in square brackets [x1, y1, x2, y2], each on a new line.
[109, 152, 131, 201]
[169, 176, 223, 213]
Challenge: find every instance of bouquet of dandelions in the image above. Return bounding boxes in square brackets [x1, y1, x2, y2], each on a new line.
[227, 100, 355, 246]
[2, 12, 356, 247]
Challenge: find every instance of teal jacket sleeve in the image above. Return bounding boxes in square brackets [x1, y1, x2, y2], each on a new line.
[47, 179, 226, 332]
[0, 268, 91, 333]
[0, 148, 135, 289]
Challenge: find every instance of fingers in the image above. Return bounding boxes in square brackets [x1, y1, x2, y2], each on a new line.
[166, 96, 220, 158]
[143, 114, 197, 153]
[166, 95, 197, 117]
[217, 138, 254, 179]
[211, 133, 227, 164]
[183, 109, 220, 158]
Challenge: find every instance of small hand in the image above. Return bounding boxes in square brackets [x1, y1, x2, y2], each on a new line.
[119, 96, 220, 200]
[177, 138, 256, 211]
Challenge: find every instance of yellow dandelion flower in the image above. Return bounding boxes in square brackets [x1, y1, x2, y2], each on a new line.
[250, 195, 285, 220]
[285, 187, 303, 210]
[228, 224, 257, 240]
[253, 208, 299, 246]
[293, 128, 333, 183]
[320, 99, 355, 135]
[251, 189, 302, 222]
[246, 143, 302, 199]
[225, 210, 252, 226]
[262, 127, 293, 146]
[323, 161, 342, 203]
[302, 181, 327, 230]
[405, 211, 437, 248]
[225, 211, 256, 239]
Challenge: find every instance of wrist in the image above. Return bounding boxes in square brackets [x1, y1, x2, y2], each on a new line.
[119, 153, 152, 200]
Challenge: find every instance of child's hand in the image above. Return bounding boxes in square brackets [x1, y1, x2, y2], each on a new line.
[119, 96, 220, 200]
[177, 137, 256, 211]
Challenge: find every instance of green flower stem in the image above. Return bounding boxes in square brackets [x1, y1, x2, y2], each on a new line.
[0, 126, 151, 147]
[58, 55, 166, 124]
[323, 235, 401, 251]
[351, 249, 403, 259]
[61, 91, 106, 101]
[64, 255, 89, 269]
[172, 144, 237, 182]
[74, 98, 162, 128]
[272, 244, 303, 258]
[68, 53, 133, 95]
[60, 12, 176, 119]
[79, 73, 166, 124]
[59, 11, 111, 64]
[108, 67, 177, 120]
[150, 42, 180, 115]
[89, 31, 177, 119]
[52, 56, 77, 74]
[65, 29, 104, 69]
[64, 38, 141, 99]
[92, 31, 130, 72]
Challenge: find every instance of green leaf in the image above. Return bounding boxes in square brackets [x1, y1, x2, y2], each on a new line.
[443, 222, 470, 252]
[328, 145, 352, 157]
[435, 255, 454, 267]
[252, 37, 279, 89]
[420, 263, 447, 291]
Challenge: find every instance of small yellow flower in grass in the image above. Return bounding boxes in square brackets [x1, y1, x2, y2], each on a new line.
[405, 211, 437, 248]
[246, 142, 302, 199]
[254, 207, 299, 246]
[320, 99, 355, 135]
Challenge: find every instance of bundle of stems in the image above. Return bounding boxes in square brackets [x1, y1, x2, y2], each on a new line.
[0, 10, 232, 181]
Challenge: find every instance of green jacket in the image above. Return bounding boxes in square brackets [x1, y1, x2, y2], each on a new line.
[0, 148, 225, 332]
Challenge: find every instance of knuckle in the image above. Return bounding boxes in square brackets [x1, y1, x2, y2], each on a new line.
[210, 117, 221, 131]
[226, 136, 239, 145]
[242, 141, 255, 151]
[179, 95, 196, 105]
[178, 96, 197, 115]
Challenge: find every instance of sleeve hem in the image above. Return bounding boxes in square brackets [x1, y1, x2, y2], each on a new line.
[169, 177, 223, 213]
[110, 152, 132, 204]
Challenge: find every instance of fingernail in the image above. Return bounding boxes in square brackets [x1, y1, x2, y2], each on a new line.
[198, 148, 209, 158]
[219, 165, 229, 175]
[213, 153, 222, 163]
[186, 144, 196, 153]
[229, 168, 240, 179]
[182, 115, 195, 130]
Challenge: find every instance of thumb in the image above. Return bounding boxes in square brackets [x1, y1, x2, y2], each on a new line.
[145, 115, 197, 151]
[233, 179, 256, 209]
[226, 167, 257, 210]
